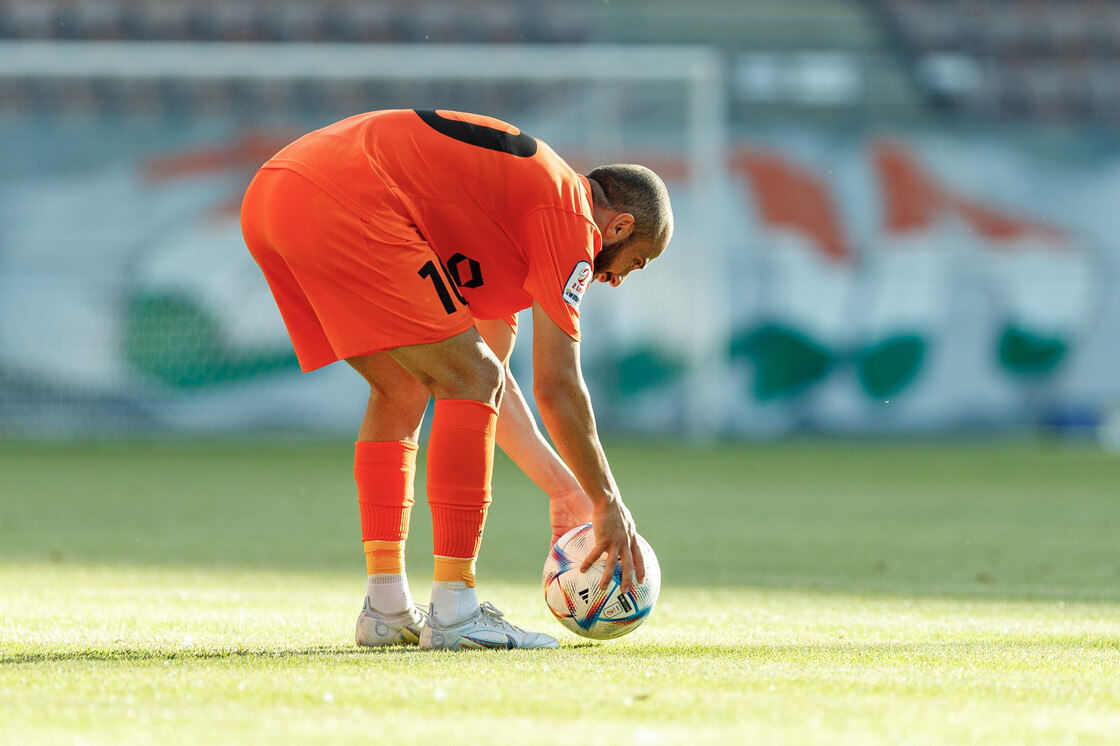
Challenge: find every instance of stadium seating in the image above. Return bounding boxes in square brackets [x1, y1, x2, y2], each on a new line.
[4, 0, 1115, 127]
[0, 0, 594, 116]
[0, 0, 927, 124]
[878, 0, 1120, 126]
[0, 0, 589, 43]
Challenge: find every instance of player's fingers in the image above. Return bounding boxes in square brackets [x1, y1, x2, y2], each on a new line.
[600, 548, 620, 590]
[632, 537, 647, 585]
[618, 544, 637, 594]
[579, 541, 609, 573]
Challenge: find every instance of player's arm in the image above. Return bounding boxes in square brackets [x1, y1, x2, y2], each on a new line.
[473, 317, 594, 544]
[528, 300, 646, 592]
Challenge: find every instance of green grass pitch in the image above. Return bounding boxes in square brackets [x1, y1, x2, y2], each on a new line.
[3, 438, 1120, 744]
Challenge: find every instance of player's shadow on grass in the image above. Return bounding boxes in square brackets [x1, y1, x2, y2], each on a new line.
[1, 646, 362, 666]
[0, 643, 606, 665]
[9, 638, 1119, 668]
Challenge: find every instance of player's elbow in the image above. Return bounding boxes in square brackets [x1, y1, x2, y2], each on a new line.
[533, 368, 585, 415]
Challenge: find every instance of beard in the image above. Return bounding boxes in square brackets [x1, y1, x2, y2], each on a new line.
[593, 234, 633, 275]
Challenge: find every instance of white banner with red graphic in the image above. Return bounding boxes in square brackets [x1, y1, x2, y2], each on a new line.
[1, 123, 1117, 437]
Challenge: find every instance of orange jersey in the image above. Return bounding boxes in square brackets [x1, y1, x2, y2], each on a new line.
[264, 109, 601, 339]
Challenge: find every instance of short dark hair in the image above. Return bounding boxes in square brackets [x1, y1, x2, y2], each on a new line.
[587, 164, 673, 247]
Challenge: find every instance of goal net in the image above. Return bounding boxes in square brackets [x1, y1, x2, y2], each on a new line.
[0, 41, 729, 438]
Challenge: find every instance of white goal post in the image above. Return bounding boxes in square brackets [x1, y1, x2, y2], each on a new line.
[0, 40, 730, 437]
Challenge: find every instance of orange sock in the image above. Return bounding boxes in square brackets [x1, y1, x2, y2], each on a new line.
[433, 556, 478, 586]
[426, 399, 497, 585]
[355, 440, 419, 575]
[363, 540, 405, 576]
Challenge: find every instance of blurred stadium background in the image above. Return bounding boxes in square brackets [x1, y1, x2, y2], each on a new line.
[2, 0, 1119, 444]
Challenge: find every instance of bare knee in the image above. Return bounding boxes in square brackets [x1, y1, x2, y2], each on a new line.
[396, 346, 503, 406]
[367, 373, 430, 416]
[433, 348, 504, 405]
[386, 329, 507, 407]
[475, 352, 505, 407]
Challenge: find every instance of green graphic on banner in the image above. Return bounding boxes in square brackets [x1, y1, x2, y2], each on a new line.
[855, 334, 926, 399]
[606, 344, 685, 398]
[998, 325, 1067, 376]
[123, 292, 298, 388]
[731, 324, 836, 401]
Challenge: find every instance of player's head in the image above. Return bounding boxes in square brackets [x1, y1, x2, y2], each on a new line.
[587, 164, 674, 287]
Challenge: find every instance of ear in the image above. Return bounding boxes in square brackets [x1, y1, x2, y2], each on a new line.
[605, 212, 635, 241]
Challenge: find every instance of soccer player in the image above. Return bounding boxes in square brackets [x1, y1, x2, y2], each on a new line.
[240, 109, 673, 650]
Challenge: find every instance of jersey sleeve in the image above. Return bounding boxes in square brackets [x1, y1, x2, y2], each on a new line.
[520, 207, 599, 341]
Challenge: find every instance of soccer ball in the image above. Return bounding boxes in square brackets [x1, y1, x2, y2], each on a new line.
[542, 523, 661, 639]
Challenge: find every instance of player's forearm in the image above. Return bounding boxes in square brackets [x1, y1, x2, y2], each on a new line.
[496, 368, 582, 498]
[533, 376, 620, 509]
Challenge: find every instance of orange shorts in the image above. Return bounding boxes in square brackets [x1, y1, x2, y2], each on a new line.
[240, 167, 475, 372]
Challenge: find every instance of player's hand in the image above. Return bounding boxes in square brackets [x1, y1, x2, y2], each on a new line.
[549, 487, 594, 546]
[580, 497, 647, 594]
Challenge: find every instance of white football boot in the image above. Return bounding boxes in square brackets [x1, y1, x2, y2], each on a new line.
[355, 599, 427, 647]
[420, 601, 559, 650]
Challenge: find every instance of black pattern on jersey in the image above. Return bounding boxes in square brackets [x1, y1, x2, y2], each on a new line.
[414, 109, 538, 158]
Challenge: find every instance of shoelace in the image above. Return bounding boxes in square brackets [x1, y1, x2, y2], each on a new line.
[478, 601, 523, 632]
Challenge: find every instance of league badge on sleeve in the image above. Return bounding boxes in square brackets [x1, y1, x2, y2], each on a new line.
[563, 260, 592, 309]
